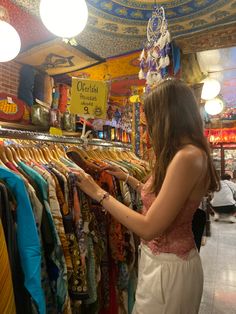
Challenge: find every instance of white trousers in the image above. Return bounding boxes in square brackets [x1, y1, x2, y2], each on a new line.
[132, 245, 203, 314]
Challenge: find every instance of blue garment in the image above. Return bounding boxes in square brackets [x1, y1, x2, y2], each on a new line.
[0, 166, 46, 314]
[18, 64, 35, 106]
[18, 162, 48, 200]
[19, 162, 68, 312]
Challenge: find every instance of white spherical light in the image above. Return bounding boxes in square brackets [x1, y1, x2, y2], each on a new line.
[201, 78, 221, 101]
[40, 0, 88, 38]
[0, 21, 21, 62]
[204, 97, 224, 116]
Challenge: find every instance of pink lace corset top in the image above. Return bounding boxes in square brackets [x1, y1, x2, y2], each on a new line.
[141, 177, 200, 259]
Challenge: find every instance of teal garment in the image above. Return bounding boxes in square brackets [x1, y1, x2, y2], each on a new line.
[60, 157, 80, 169]
[0, 166, 46, 314]
[18, 162, 48, 200]
[18, 162, 68, 312]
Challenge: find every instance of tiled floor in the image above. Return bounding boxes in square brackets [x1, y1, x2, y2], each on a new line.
[199, 220, 236, 314]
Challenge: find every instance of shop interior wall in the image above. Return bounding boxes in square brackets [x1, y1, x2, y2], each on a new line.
[0, 61, 21, 96]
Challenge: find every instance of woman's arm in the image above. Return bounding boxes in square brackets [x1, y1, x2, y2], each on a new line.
[104, 165, 144, 192]
[77, 147, 205, 241]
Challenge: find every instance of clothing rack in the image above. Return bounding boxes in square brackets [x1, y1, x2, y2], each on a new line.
[0, 127, 132, 149]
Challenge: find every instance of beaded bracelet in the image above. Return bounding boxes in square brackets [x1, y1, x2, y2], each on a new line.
[99, 192, 110, 205]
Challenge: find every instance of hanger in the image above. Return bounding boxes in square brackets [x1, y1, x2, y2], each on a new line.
[0, 145, 9, 164]
[17, 146, 29, 162]
[9, 146, 21, 163]
[67, 146, 89, 161]
[4, 146, 17, 167]
[37, 147, 47, 164]
[85, 149, 98, 161]
[41, 146, 53, 163]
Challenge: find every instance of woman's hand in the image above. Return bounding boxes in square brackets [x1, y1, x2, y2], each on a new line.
[76, 170, 104, 202]
[103, 165, 128, 181]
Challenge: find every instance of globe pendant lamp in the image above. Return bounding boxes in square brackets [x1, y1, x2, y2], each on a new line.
[201, 78, 221, 101]
[40, 0, 88, 38]
[0, 6, 21, 62]
[204, 97, 224, 116]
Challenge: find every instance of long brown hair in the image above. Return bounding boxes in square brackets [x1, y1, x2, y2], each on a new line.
[144, 78, 220, 194]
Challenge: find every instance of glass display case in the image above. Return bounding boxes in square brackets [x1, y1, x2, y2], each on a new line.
[211, 143, 236, 179]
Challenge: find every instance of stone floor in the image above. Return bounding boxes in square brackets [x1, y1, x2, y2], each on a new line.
[199, 220, 236, 314]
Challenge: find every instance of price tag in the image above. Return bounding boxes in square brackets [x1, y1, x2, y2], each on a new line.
[49, 127, 63, 136]
[70, 78, 108, 119]
[7, 97, 13, 104]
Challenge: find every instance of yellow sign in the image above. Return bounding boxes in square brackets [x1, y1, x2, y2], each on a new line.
[0, 99, 18, 114]
[70, 78, 108, 119]
[49, 127, 63, 136]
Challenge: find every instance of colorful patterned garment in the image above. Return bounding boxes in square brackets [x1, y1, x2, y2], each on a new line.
[18, 162, 67, 313]
[31, 163, 72, 313]
[45, 166, 88, 305]
[0, 219, 16, 314]
[67, 173, 89, 301]
[66, 150, 145, 314]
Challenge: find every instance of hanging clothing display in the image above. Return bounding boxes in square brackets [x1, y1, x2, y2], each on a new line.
[0, 138, 148, 314]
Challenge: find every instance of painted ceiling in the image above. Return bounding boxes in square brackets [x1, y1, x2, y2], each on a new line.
[5, 0, 236, 58]
[2, 0, 236, 103]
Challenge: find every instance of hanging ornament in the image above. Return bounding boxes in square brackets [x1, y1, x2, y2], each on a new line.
[139, 5, 171, 89]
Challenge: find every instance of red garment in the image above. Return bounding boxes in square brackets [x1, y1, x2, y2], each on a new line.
[5, 162, 21, 174]
[58, 84, 68, 113]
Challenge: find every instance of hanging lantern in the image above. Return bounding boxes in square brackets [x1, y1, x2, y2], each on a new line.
[204, 97, 224, 115]
[201, 78, 221, 100]
[40, 0, 88, 38]
[0, 6, 21, 62]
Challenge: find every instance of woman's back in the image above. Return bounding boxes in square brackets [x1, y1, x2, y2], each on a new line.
[141, 145, 208, 258]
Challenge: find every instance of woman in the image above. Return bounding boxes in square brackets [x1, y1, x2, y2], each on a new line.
[76, 79, 220, 314]
[211, 173, 236, 222]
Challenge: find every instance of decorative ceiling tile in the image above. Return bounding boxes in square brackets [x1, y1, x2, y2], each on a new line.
[5, 0, 236, 57]
[16, 39, 103, 75]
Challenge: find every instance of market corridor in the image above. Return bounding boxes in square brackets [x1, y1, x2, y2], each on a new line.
[199, 221, 236, 314]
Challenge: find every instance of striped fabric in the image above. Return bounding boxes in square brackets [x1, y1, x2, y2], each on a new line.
[0, 219, 16, 314]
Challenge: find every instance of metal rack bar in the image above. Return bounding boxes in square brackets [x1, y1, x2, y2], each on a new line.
[0, 128, 132, 149]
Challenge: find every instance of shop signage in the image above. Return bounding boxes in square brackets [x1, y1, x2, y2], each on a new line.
[0, 93, 25, 121]
[70, 78, 108, 119]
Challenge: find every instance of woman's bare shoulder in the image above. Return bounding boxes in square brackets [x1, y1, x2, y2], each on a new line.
[174, 145, 206, 169]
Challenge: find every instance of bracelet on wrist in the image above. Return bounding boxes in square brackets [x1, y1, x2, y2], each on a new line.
[125, 173, 130, 184]
[98, 192, 110, 213]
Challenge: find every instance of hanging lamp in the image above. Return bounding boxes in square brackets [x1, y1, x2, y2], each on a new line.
[0, 6, 21, 62]
[204, 97, 224, 116]
[40, 0, 88, 38]
[201, 78, 221, 101]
